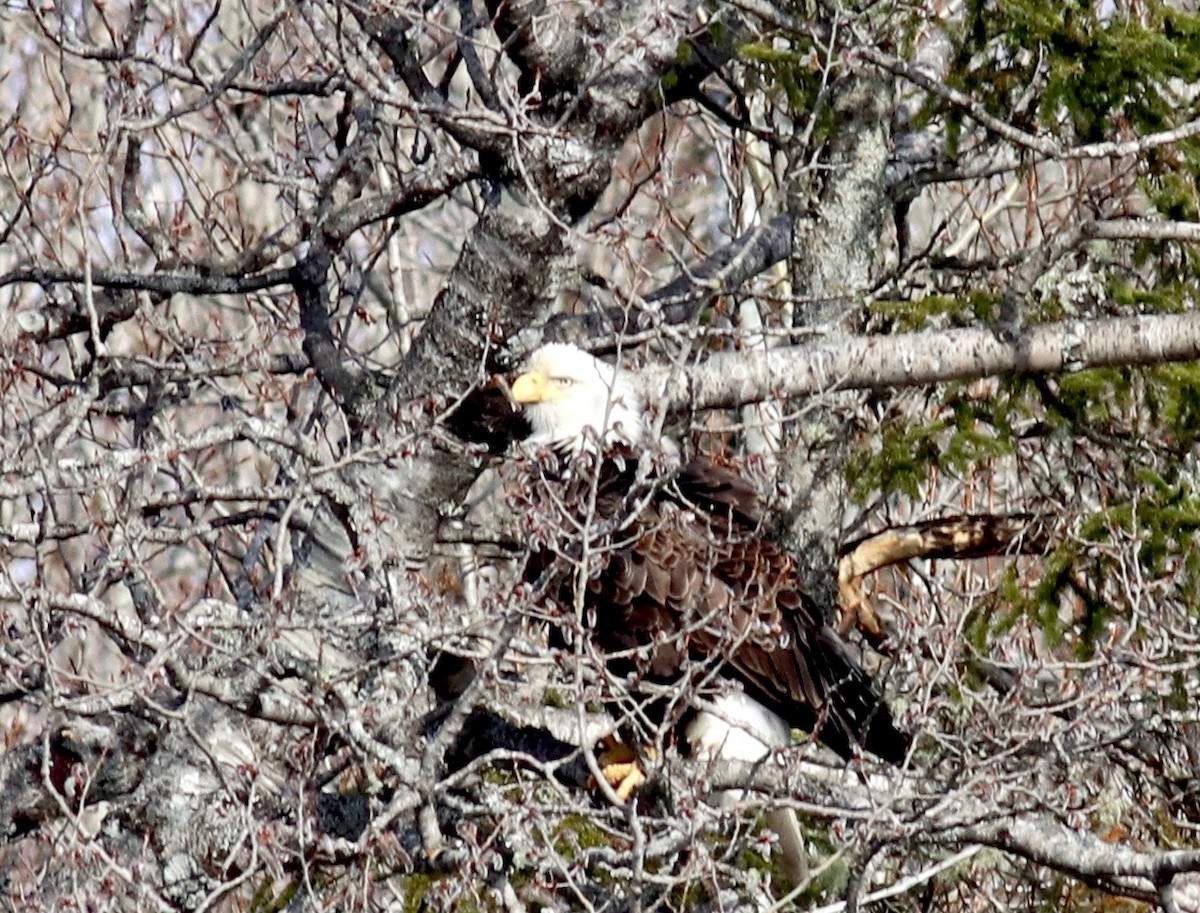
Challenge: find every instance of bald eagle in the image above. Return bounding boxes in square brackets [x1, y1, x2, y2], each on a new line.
[505, 343, 907, 881]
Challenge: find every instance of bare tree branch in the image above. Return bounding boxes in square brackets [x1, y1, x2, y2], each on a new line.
[646, 310, 1200, 412]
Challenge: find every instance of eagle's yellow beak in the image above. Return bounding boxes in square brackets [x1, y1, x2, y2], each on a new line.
[511, 370, 549, 404]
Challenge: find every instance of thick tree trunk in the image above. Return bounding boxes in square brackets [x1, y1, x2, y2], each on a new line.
[779, 73, 894, 603]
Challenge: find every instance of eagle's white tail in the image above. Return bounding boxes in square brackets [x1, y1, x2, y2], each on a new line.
[685, 692, 809, 887]
[765, 807, 809, 885]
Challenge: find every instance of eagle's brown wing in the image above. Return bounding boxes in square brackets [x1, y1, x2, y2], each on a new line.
[583, 456, 908, 764]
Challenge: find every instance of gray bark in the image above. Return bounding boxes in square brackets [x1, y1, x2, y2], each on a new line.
[780, 73, 894, 600]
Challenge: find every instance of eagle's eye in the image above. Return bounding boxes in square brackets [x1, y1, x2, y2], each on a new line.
[551, 376, 574, 387]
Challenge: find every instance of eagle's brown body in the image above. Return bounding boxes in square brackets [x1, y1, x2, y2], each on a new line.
[522, 446, 907, 764]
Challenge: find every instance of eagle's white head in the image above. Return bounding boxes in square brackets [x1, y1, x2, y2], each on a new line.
[511, 343, 645, 452]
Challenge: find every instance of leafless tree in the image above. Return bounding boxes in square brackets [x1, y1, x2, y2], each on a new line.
[2, 0, 1199, 910]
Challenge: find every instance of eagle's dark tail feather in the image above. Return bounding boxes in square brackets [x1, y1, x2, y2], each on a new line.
[813, 631, 909, 765]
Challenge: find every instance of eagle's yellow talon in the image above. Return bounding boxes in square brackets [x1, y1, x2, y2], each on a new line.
[595, 737, 655, 802]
